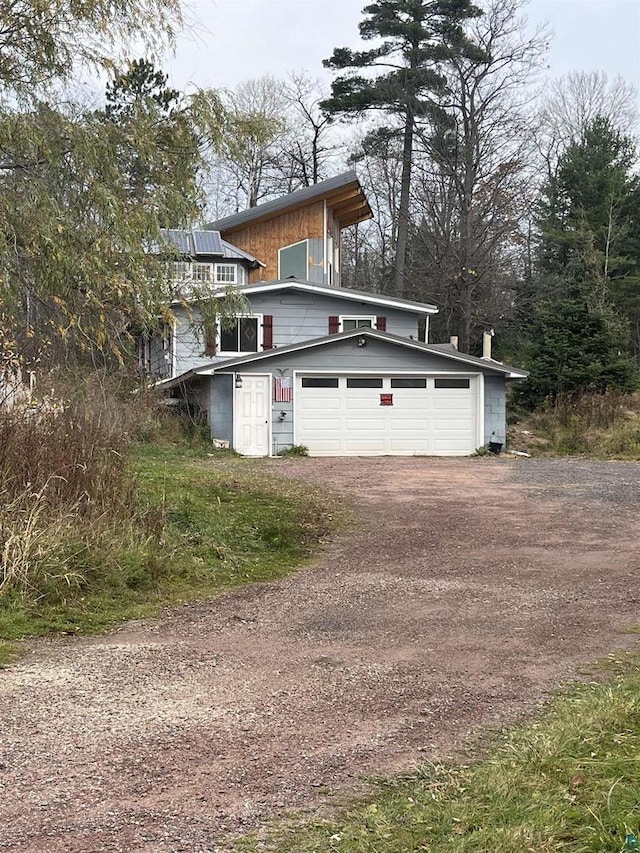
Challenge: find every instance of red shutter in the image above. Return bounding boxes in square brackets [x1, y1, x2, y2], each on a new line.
[376, 316, 387, 332]
[204, 321, 217, 357]
[328, 315, 340, 334]
[262, 315, 273, 349]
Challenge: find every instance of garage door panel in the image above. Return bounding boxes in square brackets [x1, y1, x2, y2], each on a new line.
[345, 439, 386, 452]
[299, 397, 341, 411]
[347, 417, 385, 430]
[296, 375, 478, 456]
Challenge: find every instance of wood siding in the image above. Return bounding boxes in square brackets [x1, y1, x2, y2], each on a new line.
[223, 201, 326, 283]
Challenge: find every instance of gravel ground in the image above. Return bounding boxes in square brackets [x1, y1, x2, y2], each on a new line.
[2, 456, 640, 853]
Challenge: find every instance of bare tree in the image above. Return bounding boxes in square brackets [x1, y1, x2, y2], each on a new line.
[205, 75, 290, 213]
[279, 72, 336, 188]
[536, 70, 639, 180]
[410, 0, 549, 351]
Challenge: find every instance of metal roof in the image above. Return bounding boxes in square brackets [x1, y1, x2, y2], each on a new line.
[207, 171, 372, 233]
[158, 229, 262, 266]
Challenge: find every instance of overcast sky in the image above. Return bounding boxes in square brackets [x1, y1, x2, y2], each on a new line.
[164, 0, 640, 106]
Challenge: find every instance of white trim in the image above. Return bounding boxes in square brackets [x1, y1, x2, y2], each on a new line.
[233, 372, 272, 457]
[323, 199, 328, 284]
[237, 280, 438, 314]
[478, 374, 485, 447]
[217, 313, 263, 356]
[338, 314, 376, 331]
[278, 239, 309, 280]
[289, 369, 481, 376]
[213, 262, 238, 284]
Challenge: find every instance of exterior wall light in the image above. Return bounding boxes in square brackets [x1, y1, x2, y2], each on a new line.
[235, 374, 243, 389]
[357, 337, 367, 347]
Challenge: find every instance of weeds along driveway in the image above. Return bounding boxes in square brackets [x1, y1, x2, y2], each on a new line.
[2, 457, 640, 853]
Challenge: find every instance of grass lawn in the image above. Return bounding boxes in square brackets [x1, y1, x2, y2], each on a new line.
[0, 443, 345, 648]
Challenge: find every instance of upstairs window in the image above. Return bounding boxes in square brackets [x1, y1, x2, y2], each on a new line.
[192, 262, 213, 282]
[172, 262, 240, 284]
[173, 261, 191, 281]
[278, 239, 308, 280]
[214, 263, 238, 284]
[220, 317, 260, 353]
[340, 316, 375, 331]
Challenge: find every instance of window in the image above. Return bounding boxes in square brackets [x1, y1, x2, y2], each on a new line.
[214, 263, 238, 284]
[219, 317, 259, 353]
[434, 378, 470, 389]
[173, 261, 191, 281]
[279, 240, 308, 280]
[347, 377, 383, 388]
[192, 262, 213, 283]
[391, 378, 427, 389]
[302, 377, 339, 388]
[340, 316, 375, 332]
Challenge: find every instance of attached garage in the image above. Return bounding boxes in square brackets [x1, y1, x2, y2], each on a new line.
[295, 374, 479, 456]
[164, 328, 528, 457]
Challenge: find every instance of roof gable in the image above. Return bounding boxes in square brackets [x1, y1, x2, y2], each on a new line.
[161, 328, 528, 386]
[207, 171, 372, 234]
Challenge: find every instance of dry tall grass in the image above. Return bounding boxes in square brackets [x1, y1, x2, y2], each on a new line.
[0, 379, 169, 605]
[515, 391, 640, 457]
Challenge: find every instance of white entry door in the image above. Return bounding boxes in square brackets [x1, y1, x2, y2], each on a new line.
[234, 374, 271, 456]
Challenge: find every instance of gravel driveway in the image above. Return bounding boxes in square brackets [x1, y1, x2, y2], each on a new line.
[2, 456, 640, 852]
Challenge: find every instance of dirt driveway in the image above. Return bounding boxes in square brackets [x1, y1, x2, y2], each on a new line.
[2, 457, 640, 852]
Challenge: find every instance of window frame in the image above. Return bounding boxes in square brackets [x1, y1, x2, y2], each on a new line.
[339, 315, 377, 332]
[278, 239, 309, 280]
[213, 263, 239, 285]
[217, 314, 263, 355]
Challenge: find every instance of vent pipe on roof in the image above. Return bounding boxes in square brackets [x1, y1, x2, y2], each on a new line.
[482, 329, 495, 359]
[449, 336, 458, 350]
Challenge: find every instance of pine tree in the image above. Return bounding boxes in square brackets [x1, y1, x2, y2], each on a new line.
[322, 0, 484, 297]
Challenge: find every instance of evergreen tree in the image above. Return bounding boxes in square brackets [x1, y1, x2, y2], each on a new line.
[322, 0, 484, 297]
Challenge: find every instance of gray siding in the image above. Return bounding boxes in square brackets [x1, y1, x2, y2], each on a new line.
[210, 374, 234, 443]
[484, 374, 506, 446]
[167, 291, 424, 378]
[174, 307, 207, 376]
[248, 291, 420, 346]
[271, 397, 294, 455]
[229, 337, 481, 373]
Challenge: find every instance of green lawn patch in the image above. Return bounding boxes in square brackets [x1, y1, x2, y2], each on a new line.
[233, 653, 640, 853]
[0, 444, 345, 644]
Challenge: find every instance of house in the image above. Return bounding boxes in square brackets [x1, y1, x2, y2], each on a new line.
[148, 173, 527, 456]
[137, 228, 264, 379]
[161, 328, 526, 457]
[207, 170, 372, 287]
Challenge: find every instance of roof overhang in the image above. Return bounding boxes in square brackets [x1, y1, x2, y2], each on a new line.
[207, 171, 372, 234]
[159, 328, 528, 388]
[168, 279, 439, 314]
[238, 279, 438, 314]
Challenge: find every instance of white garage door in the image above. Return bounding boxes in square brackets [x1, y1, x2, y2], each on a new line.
[295, 374, 479, 456]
